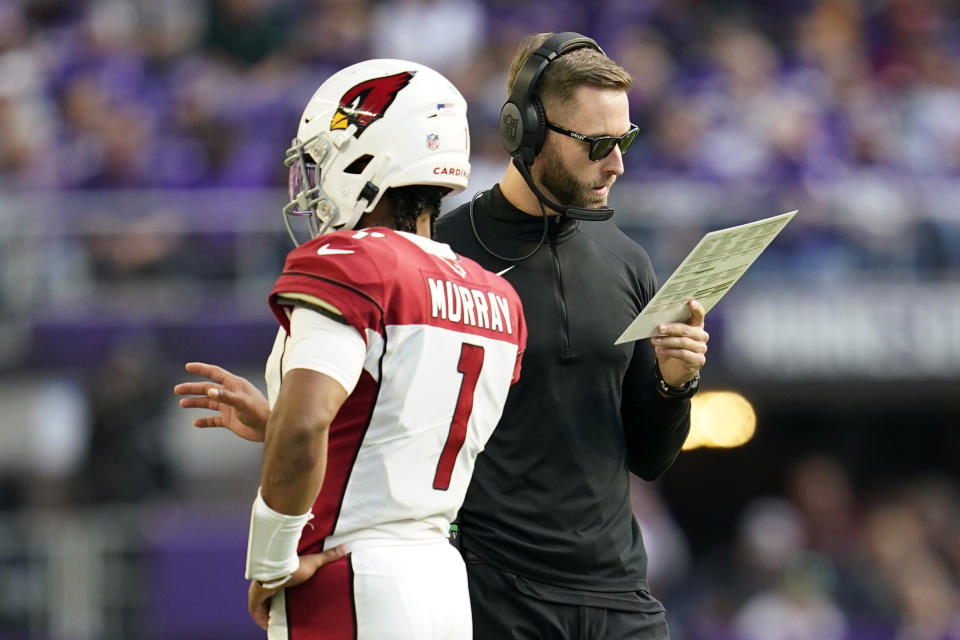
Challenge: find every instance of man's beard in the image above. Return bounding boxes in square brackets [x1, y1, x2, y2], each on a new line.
[537, 143, 612, 210]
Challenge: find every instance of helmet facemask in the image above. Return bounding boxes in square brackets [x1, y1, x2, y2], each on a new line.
[282, 129, 391, 245]
[282, 134, 330, 245]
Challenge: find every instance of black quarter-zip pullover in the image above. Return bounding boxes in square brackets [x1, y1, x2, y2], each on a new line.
[436, 185, 691, 595]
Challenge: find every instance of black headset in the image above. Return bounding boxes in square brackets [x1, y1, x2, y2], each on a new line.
[497, 32, 614, 222]
[500, 32, 602, 165]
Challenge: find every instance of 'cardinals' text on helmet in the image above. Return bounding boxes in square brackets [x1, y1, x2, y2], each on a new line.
[283, 59, 471, 243]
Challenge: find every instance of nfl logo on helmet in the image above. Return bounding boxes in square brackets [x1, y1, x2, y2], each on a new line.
[426, 133, 440, 150]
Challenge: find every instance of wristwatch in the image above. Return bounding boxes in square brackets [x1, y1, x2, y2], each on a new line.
[653, 362, 700, 399]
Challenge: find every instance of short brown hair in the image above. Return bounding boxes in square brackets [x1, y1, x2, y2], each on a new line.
[506, 33, 632, 111]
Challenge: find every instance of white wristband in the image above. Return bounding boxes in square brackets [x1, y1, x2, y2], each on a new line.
[245, 488, 314, 588]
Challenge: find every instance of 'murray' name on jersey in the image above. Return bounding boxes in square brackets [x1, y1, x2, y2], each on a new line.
[427, 277, 514, 335]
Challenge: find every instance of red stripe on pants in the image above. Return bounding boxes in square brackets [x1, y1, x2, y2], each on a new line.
[285, 555, 356, 639]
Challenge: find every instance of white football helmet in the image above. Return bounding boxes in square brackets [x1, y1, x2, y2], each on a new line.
[283, 59, 471, 243]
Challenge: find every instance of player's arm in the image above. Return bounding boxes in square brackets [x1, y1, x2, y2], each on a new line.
[253, 302, 365, 514]
[244, 304, 366, 628]
[244, 369, 348, 629]
[258, 368, 346, 512]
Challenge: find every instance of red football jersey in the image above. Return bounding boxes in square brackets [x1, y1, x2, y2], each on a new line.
[265, 227, 526, 555]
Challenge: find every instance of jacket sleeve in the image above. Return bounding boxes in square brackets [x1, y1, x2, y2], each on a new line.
[621, 338, 691, 480]
[619, 232, 692, 479]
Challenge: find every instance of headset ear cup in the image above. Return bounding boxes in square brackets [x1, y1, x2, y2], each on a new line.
[499, 101, 524, 155]
[530, 96, 547, 156]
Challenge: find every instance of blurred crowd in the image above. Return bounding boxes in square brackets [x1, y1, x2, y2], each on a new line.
[2, 0, 960, 187]
[0, 0, 959, 276]
[1, 1, 959, 639]
[636, 455, 960, 640]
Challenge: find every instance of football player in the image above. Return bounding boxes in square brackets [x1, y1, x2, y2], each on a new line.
[178, 59, 526, 640]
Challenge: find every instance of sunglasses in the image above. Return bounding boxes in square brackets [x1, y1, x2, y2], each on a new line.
[545, 121, 639, 161]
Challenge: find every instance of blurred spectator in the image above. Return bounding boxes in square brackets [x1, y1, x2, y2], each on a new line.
[286, 0, 373, 68]
[789, 455, 899, 631]
[863, 486, 960, 640]
[788, 456, 859, 562]
[369, 0, 485, 72]
[735, 498, 808, 593]
[733, 551, 849, 640]
[202, 0, 293, 68]
[77, 334, 176, 504]
[893, 552, 960, 640]
[630, 475, 692, 599]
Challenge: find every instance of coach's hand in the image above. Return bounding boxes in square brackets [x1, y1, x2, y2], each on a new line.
[174, 362, 271, 442]
[248, 545, 348, 630]
[651, 299, 709, 387]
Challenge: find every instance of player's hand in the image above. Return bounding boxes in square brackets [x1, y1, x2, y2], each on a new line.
[651, 299, 709, 387]
[174, 362, 271, 442]
[247, 545, 348, 630]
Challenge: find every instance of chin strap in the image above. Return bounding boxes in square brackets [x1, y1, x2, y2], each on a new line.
[511, 156, 614, 222]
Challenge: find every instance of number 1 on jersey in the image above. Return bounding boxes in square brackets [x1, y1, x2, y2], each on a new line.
[433, 343, 485, 490]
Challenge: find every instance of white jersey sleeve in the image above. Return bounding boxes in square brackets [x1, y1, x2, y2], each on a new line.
[283, 306, 366, 396]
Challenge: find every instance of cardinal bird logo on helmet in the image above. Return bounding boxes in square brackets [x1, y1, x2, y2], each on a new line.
[330, 71, 415, 138]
